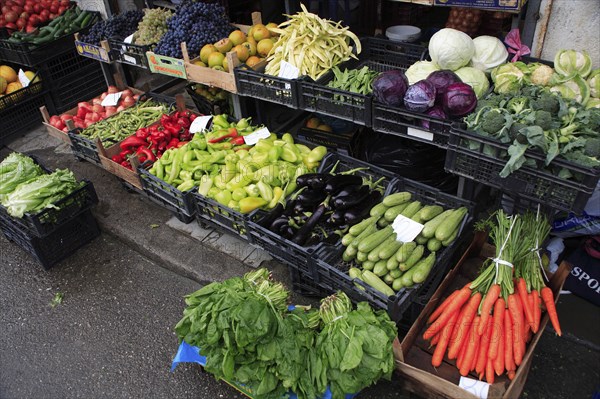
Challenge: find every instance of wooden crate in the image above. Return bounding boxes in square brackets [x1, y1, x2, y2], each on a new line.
[392, 231, 571, 399]
[182, 12, 262, 93]
[40, 86, 143, 145]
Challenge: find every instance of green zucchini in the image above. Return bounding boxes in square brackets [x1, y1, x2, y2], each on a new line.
[400, 268, 416, 288]
[348, 268, 366, 291]
[362, 270, 395, 297]
[435, 207, 468, 242]
[341, 232, 355, 247]
[382, 191, 411, 207]
[373, 260, 388, 276]
[427, 238, 443, 252]
[392, 278, 404, 291]
[399, 245, 425, 271]
[349, 215, 378, 236]
[396, 242, 417, 263]
[400, 201, 422, 218]
[358, 226, 394, 253]
[379, 239, 403, 260]
[342, 245, 358, 262]
[412, 252, 436, 283]
[384, 202, 409, 222]
[421, 209, 454, 238]
[415, 234, 429, 245]
[368, 234, 396, 262]
[417, 205, 444, 222]
[384, 273, 395, 284]
[362, 260, 375, 271]
[442, 228, 459, 247]
[369, 202, 388, 218]
[389, 268, 403, 279]
[357, 251, 368, 263]
[377, 218, 390, 228]
[350, 224, 377, 248]
[386, 255, 399, 271]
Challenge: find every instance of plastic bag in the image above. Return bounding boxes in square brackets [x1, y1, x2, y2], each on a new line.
[355, 129, 458, 192]
[552, 182, 600, 238]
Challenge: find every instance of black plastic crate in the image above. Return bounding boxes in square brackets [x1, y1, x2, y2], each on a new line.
[0, 11, 101, 67]
[288, 267, 332, 298]
[108, 37, 153, 68]
[247, 152, 397, 278]
[293, 114, 360, 155]
[186, 84, 230, 116]
[0, 76, 44, 109]
[1, 89, 50, 145]
[445, 124, 600, 213]
[137, 166, 196, 223]
[39, 47, 100, 83]
[299, 37, 426, 127]
[312, 177, 474, 321]
[0, 180, 98, 238]
[47, 62, 107, 113]
[234, 64, 300, 108]
[68, 131, 102, 165]
[192, 192, 250, 239]
[0, 208, 100, 270]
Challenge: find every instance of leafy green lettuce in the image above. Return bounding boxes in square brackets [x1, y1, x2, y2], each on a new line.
[0, 153, 44, 202]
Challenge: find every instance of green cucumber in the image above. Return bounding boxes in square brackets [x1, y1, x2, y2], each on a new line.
[396, 242, 417, 263]
[412, 252, 436, 284]
[384, 203, 409, 222]
[357, 251, 368, 263]
[400, 201, 422, 218]
[362, 260, 375, 271]
[435, 207, 468, 242]
[358, 226, 394, 253]
[421, 209, 454, 238]
[382, 191, 411, 207]
[384, 273, 395, 284]
[362, 270, 395, 297]
[399, 245, 425, 271]
[373, 260, 388, 276]
[442, 228, 459, 247]
[369, 203, 388, 218]
[379, 239, 403, 260]
[349, 215, 378, 236]
[368, 234, 397, 262]
[389, 268, 403, 279]
[427, 238, 443, 252]
[417, 205, 444, 222]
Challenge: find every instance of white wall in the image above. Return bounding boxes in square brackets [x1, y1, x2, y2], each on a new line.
[533, 0, 600, 68]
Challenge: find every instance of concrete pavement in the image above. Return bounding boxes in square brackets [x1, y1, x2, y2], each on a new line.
[1, 126, 599, 399]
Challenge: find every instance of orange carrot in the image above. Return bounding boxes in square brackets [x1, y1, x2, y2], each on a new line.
[504, 311, 516, 372]
[432, 311, 459, 367]
[478, 284, 500, 335]
[514, 293, 527, 358]
[476, 317, 494, 375]
[508, 294, 524, 366]
[508, 370, 516, 380]
[488, 298, 505, 360]
[517, 278, 534, 329]
[428, 289, 460, 324]
[531, 289, 540, 333]
[471, 332, 480, 372]
[541, 286, 562, 336]
[486, 358, 495, 384]
[494, 326, 505, 376]
[448, 292, 481, 359]
[457, 331, 468, 371]
[423, 286, 472, 340]
[460, 316, 480, 376]
[430, 332, 441, 348]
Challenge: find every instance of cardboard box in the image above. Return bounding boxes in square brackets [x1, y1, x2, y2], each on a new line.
[433, 0, 527, 12]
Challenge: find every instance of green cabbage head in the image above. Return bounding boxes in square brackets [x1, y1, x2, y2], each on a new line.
[428, 28, 474, 71]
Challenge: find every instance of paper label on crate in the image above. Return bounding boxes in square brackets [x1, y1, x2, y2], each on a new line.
[123, 54, 137, 65]
[244, 127, 271, 145]
[124, 34, 134, 44]
[18, 69, 31, 87]
[459, 377, 489, 399]
[101, 92, 123, 107]
[189, 115, 212, 133]
[407, 127, 434, 142]
[278, 60, 299, 80]
[392, 215, 424, 243]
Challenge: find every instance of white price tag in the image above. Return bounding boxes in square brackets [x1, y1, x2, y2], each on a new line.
[18, 69, 31, 87]
[244, 127, 271, 145]
[278, 60, 299, 80]
[189, 115, 212, 133]
[124, 34, 134, 44]
[459, 377, 489, 399]
[392, 215, 424, 243]
[407, 126, 434, 142]
[101, 91, 123, 107]
[123, 54, 137, 65]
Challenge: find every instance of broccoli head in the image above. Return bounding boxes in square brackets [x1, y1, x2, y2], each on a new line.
[534, 110, 554, 131]
[531, 92, 560, 114]
[584, 137, 600, 158]
[507, 97, 530, 114]
[509, 122, 527, 141]
[563, 150, 600, 168]
[481, 110, 507, 134]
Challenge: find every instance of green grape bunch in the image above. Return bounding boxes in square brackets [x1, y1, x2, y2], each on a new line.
[134, 8, 173, 47]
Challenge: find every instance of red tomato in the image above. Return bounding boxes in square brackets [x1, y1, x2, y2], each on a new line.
[40, 9, 49, 18]
[16, 17, 26, 29]
[49, 3, 57, 13]
[25, 24, 36, 32]
[60, 0, 69, 7]
[4, 11, 18, 23]
[57, 5, 66, 14]
[19, 11, 28, 19]
[1, 5, 12, 14]
[28, 15, 40, 26]
[23, 4, 32, 12]
[48, 13, 55, 19]
[59, 114, 74, 122]
[5, 22, 17, 29]
[11, 5, 22, 14]
[33, 3, 41, 13]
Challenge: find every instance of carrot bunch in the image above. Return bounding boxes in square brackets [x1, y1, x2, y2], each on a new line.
[423, 210, 562, 384]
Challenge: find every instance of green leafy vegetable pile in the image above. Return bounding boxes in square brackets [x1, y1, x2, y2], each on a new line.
[0, 153, 44, 203]
[174, 269, 397, 399]
[463, 85, 600, 178]
[327, 65, 379, 96]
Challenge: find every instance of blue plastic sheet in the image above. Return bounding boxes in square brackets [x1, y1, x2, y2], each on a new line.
[171, 341, 356, 399]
